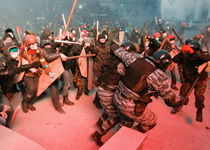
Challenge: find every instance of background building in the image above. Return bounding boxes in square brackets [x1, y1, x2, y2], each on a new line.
[161, 0, 210, 21]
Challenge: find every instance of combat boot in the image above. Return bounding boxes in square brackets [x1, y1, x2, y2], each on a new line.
[84, 83, 89, 95]
[196, 109, 203, 122]
[28, 104, 36, 111]
[90, 131, 103, 146]
[84, 89, 89, 95]
[63, 95, 74, 106]
[96, 113, 108, 127]
[22, 101, 29, 113]
[55, 107, 66, 114]
[75, 87, 83, 100]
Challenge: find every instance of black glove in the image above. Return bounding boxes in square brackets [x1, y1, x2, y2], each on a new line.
[20, 61, 41, 70]
[30, 61, 41, 68]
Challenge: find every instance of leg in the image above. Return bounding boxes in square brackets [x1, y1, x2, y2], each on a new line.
[61, 70, 74, 106]
[75, 77, 85, 100]
[74, 68, 85, 100]
[17, 80, 26, 95]
[93, 90, 103, 109]
[22, 76, 38, 113]
[91, 117, 120, 146]
[178, 64, 184, 84]
[68, 69, 74, 89]
[84, 78, 89, 95]
[134, 123, 157, 133]
[49, 79, 65, 114]
[91, 86, 118, 146]
[194, 80, 206, 122]
[0, 93, 14, 127]
[131, 108, 157, 133]
[60, 70, 70, 96]
[180, 82, 191, 105]
[96, 111, 108, 127]
[171, 67, 178, 90]
[28, 76, 39, 111]
[118, 105, 158, 133]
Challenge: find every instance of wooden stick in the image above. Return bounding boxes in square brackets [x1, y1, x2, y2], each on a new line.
[64, 0, 78, 34]
[172, 28, 184, 45]
[59, 28, 62, 40]
[96, 20, 99, 40]
[159, 32, 180, 53]
[16, 26, 24, 67]
[9, 105, 20, 128]
[62, 13, 67, 28]
[66, 54, 95, 60]
[55, 40, 81, 45]
[16, 27, 23, 46]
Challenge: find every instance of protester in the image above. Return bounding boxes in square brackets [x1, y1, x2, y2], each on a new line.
[162, 34, 179, 90]
[201, 25, 210, 53]
[172, 41, 210, 122]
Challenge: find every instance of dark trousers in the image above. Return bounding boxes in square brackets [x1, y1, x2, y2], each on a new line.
[60, 70, 70, 96]
[171, 66, 177, 85]
[49, 79, 61, 109]
[23, 75, 39, 104]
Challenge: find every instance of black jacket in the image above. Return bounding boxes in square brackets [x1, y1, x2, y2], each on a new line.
[173, 51, 210, 82]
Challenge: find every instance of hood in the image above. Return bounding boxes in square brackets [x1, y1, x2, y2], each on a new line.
[4, 42, 18, 60]
[41, 28, 54, 40]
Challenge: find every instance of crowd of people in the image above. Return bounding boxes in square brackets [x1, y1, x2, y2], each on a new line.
[0, 18, 210, 147]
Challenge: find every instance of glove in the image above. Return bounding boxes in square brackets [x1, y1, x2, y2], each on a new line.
[181, 45, 194, 54]
[30, 61, 41, 68]
[20, 61, 41, 71]
[20, 61, 41, 70]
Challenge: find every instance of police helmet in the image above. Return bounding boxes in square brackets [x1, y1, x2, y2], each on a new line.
[121, 42, 136, 52]
[153, 50, 172, 70]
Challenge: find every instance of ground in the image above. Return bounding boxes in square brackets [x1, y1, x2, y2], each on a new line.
[4, 72, 210, 150]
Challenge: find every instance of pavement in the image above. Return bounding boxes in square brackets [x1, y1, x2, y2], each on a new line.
[0, 63, 209, 150]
